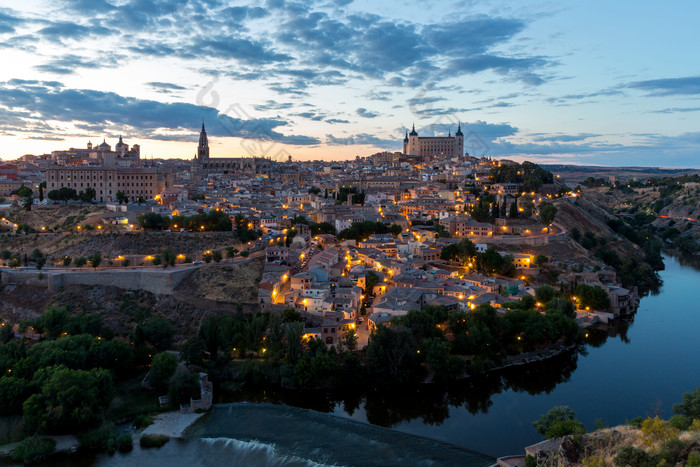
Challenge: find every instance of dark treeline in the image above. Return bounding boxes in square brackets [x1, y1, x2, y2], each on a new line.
[337, 221, 402, 242]
[440, 239, 518, 277]
[182, 296, 581, 392]
[490, 161, 554, 192]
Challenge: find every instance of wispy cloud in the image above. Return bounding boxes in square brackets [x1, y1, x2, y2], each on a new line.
[629, 76, 700, 96]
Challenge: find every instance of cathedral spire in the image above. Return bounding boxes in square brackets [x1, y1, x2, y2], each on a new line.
[197, 123, 209, 160]
[456, 122, 463, 136]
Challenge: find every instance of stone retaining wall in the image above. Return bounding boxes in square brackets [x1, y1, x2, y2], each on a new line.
[0, 267, 195, 295]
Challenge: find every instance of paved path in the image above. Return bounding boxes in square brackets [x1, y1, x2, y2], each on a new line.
[141, 411, 206, 439]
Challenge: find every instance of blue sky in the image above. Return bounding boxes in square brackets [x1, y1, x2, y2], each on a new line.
[0, 0, 699, 167]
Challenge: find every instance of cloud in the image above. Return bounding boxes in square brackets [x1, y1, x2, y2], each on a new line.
[34, 53, 123, 74]
[650, 107, 700, 114]
[38, 21, 114, 41]
[424, 17, 526, 54]
[190, 36, 293, 65]
[326, 133, 397, 147]
[254, 101, 296, 112]
[531, 133, 601, 143]
[356, 107, 379, 118]
[365, 90, 393, 101]
[0, 80, 320, 145]
[146, 81, 187, 93]
[546, 88, 624, 105]
[446, 55, 549, 85]
[60, 0, 117, 14]
[628, 76, 700, 96]
[0, 9, 24, 34]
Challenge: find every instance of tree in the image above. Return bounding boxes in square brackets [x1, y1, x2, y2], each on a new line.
[440, 238, 476, 264]
[673, 387, 700, 420]
[23, 365, 113, 434]
[168, 367, 200, 408]
[116, 191, 128, 204]
[80, 187, 96, 203]
[202, 252, 213, 263]
[539, 201, 557, 226]
[74, 257, 87, 267]
[422, 337, 463, 382]
[211, 250, 222, 263]
[342, 326, 358, 352]
[161, 249, 176, 267]
[574, 284, 610, 310]
[151, 255, 162, 266]
[533, 406, 585, 439]
[36, 306, 69, 339]
[149, 352, 177, 393]
[23, 195, 33, 211]
[181, 336, 206, 366]
[509, 197, 518, 218]
[62, 255, 72, 266]
[13, 185, 33, 198]
[39, 181, 45, 202]
[0, 323, 13, 344]
[11, 436, 56, 464]
[282, 308, 303, 323]
[535, 285, 556, 304]
[47, 187, 78, 205]
[284, 321, 304, 365]
[534, 254, 549, 266]
[88, 252, 102, 269]
[240, 250, 250, 258]
[365, 325, 421, 384]
[364, 270, 379, 295]
[134, 316, 174, 351]
[571, 227, 581, 242]
[226, 246, 239, 258]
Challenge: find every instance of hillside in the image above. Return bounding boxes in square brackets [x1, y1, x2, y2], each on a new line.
[529, 424, 700, 466]
[0, 260, 264, 343]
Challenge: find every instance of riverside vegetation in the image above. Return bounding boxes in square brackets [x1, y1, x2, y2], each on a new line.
[0, 292, 579, 463]
[528, 387, 700, 466]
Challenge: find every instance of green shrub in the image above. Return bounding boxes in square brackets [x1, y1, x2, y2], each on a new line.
[132, 414, 154, 429]
[78, 424, 117, 453]
[116, 433, 133, 452]
[687, 451, 700, 467]
[668, 414, 691, 431]
[626, 416, 644, 428]
[525, 454, 536, 467]
[139, 434, 169, 448]
[657, 437, 687, 465]
[613, 445, 651, 467]
[12, 436, 56, 464]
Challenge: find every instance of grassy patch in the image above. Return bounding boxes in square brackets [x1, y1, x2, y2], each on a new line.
[139, 434, 169, 448]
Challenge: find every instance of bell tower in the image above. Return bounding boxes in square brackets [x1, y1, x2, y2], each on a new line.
[197, 123, 209, 160]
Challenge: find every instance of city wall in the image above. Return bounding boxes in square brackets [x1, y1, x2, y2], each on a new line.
[0, 267, 195, 295]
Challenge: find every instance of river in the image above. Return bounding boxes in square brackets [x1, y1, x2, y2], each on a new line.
[70, 254, 700, 465]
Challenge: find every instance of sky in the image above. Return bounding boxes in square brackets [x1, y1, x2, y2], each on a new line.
[0, 0, 699, 167]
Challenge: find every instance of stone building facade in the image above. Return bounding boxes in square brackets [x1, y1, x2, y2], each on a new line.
[45, 166, 173, 202]
[403, 124, 464, 160]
